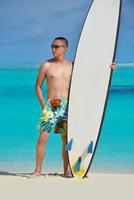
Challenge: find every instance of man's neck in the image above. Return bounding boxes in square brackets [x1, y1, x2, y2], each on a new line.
[54, 56, 65, 64]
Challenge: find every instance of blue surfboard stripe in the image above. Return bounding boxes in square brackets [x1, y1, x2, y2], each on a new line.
[75, 157, 82, 172]
[87, 141, 93, 154]
[65, 138, 73, 151]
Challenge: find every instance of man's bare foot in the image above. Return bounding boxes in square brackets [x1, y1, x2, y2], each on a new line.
[64, 170, 72, 177]
[28, 171, 41, 178]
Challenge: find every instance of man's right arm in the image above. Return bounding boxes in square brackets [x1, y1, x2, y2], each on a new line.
[35, 63, 46, 109]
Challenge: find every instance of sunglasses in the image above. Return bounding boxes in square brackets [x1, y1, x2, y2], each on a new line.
[51, 44, 64, 49]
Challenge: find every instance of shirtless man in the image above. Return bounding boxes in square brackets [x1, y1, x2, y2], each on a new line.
[32, 36, 116, 177]
[32, 37, 73, 177]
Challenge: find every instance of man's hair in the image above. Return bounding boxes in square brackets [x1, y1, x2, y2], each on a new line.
[54, 37, 68, 47]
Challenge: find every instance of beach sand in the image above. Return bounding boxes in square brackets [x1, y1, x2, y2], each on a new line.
[0, 172, 134, 200]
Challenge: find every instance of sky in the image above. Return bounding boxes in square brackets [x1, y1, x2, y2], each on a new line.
[0, 0, 134, 65]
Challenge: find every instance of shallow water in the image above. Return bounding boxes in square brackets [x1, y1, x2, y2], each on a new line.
[0, 66, 134, 174]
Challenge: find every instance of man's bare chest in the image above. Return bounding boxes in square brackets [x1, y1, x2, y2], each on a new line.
[46, 66, 71, 80]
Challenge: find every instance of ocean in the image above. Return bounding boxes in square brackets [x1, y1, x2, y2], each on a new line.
[0, 65, 134, 174]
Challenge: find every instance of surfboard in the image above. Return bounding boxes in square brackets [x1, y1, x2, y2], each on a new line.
[67, 0, 122, 178]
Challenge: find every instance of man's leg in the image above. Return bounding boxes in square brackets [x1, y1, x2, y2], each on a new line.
[32, 132, 49, 176]
[61, 134, 70, 176]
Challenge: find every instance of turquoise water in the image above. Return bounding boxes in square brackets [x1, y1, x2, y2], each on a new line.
[0, 66, 134, 174]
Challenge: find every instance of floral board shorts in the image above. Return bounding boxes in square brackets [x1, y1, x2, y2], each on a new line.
[37, 99, 68, 134]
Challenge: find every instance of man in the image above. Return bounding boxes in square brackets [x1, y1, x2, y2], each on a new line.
[32, 37, 73, 177]
[32, 36, 116, 177]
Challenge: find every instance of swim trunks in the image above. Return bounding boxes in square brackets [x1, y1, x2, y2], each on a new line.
[37, 99, 68, 134]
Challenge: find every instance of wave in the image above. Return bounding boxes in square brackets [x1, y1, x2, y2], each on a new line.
[111, 86, 134, 95]
[0, 63, 134, 70]
[0, 64, 39, 70]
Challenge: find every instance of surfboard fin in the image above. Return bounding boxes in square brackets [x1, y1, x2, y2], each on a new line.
[74, 157, 82, 172]
[65, 139, 73, 151]
[87, 141, 93, 154]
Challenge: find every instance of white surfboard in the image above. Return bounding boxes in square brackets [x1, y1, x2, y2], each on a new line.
[67, 0, 121, 178]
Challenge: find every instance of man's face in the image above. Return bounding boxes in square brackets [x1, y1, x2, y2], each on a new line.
[51, 39, 67, 58]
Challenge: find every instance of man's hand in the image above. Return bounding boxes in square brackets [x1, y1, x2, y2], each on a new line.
[110, 62, 116, 70]
[41, 104, 45, 110]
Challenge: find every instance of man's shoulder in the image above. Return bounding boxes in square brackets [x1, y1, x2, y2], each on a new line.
[65, 60, 73, 67]
[40, 59, 53, 70]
